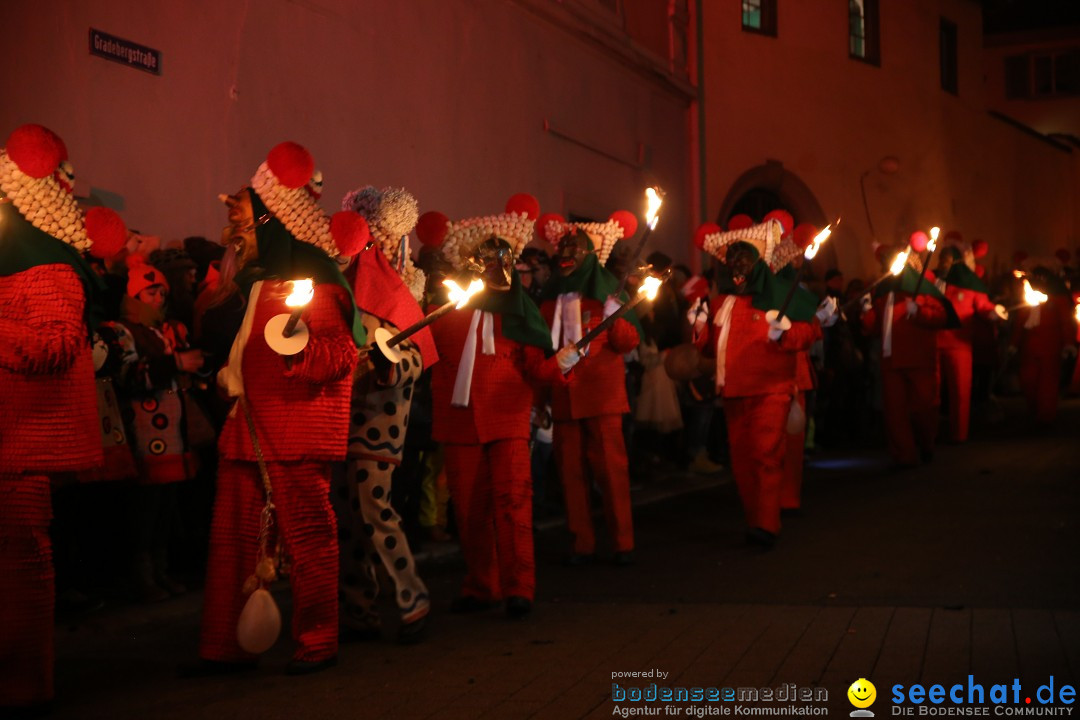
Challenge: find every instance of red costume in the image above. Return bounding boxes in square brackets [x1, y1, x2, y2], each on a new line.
[862, 278, 949, 466]
[0, 124, 126, 709]
[936, 281, 999, 442]
[1010, 292, 1076, 424]
[199, 143, 365, 671]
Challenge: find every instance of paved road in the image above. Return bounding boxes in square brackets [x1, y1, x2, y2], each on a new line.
[49, 398, 1080, 719]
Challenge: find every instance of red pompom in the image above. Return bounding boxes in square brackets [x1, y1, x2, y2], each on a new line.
[1013, 250, 1029, 266]
[330, 211, 371, 257]
[944, 230, 962, 242]
[505, 193, 540, 221]
[974, 264, 986, 279]
[536, 212, 565, 242]
[972, 239, 988, 258]
[727, 214, 753, 231]
[608, 210, 638, 239]
[693, 222, 721, 250]
[5, 124, 68, 179]
[266, 141, 314, 189]
[792, 223, 818, 250]
[763, 209, 794, 234]
[1055, 247, 1071, 264]
[909, 231, 929, 253]
[416, 211, 450, 248]
[84, 207, 127, 259]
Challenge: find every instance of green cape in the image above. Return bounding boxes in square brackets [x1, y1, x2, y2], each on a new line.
[468, 270, 553, 351]
[716, 245, 818, 322]
[239, 189, 365, 346]
[943, 263, 989, 294]
[539, 253, 643, 336]
[874, 265, 961, 328]
[0, 200, 106, 335]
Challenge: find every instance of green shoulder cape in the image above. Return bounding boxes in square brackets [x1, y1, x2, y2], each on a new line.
[468, 270, 553, 351]
[538, 253, 643, 336]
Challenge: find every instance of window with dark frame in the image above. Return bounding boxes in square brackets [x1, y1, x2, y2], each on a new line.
[849, 0, 880, 65]
[1003, 50, 1080, 99]
[940, 19, 958, 94]
[742, 0, 776, 37]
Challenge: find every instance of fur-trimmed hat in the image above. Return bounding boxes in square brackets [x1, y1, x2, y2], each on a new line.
[0, 124, 127, 258]
[416, 194, 539, 272]
[342, 185, 425, 300]
[698, 219, 783, 265]
[538, 209, 637, 265]
[250, 141, 368, 258]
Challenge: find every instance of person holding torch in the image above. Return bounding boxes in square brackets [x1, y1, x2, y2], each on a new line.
[536, 202, 645, 567]
[420, 195, 580, 620]
[695, 218, 824, 550]
[860, 235, 957, 468]
[197, 142, 369, 676]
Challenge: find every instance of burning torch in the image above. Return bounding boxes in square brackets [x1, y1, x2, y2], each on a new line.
[577, 268, 669, 352]
[775, 220, 836, 322]
[372, 276, 485, 363]
[911, 226, 941, 297]
[1006, 271, 1049, 313]
[264, 278, 315, 355]
[843, 246, 911, 316]
[615, 186, 666, 297]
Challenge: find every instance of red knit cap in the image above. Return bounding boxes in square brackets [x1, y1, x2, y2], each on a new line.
[126, 254, 169, 298]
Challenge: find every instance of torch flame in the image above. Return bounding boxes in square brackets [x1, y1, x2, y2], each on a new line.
[1075, 301, 1080, 324]
[890, 250, 910, 276]
[804, 225, 832, 261]
[930, 227, 941, 242]
[1022, 279, 1048, 307]
[444, 277, 485, 309]
[645, 187, 664, 230]
[638, 274, 663, 302]
[1013, 270, 1024, 279]
[285, 278, 315, 308]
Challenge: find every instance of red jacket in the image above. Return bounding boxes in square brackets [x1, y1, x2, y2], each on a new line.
[218, 280, 358, 462]
[539, 296, 639, 420]
[1010, 295, 1077, 361]
[862, 292, 948, 370]
[696, 295, 819, 399]
[938, 284, 997, 351]
[430, 308, 566, 445]
[0, 264, 100, 473]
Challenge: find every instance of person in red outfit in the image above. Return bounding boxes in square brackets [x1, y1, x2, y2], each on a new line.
[197, 142, 368, 676]
[418, 197, 579, 619]
[0, 124, 127, 713]
[536, 212, 640, 565]
[934, 246, 1007, 443]
[861, 244, 956, 467]
[696, 219, 824, 549]
[1009, 265, 1078, 424]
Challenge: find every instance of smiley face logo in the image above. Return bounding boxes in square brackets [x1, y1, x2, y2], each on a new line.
[848, 678, 877, 712]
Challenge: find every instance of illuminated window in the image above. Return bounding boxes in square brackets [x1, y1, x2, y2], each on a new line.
[742, 0, 776, 36]
[849, 0, 880, 65]
[940, 19, 958, 94]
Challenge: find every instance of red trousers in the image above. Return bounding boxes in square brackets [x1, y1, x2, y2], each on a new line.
[937, 347, 973, 442]
[882, 366, 937, 465]
[780, 393, 805, 511]
[1020, 354, 1060, 424]
[200, 460, 338, 663]
[553, 414, 634, 554]
[725, 395, 788, 534]
[0, 474, 53, 707]
[444, 440, 534, 601]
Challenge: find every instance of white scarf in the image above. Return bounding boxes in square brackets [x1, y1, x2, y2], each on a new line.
[713, 296, 737, 391]
[1025, 305, 1041, 330]
[549, 292, 583, 349]
[451, 309, 495, 408]
[218, 281, 264, 401]
[882, 291, 896, 358]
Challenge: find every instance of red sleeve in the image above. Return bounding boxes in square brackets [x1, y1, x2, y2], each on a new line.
[0, 269, 87, 375]
[607, 316, 640, 354]
[523, 344, 570, 387]
[913, 295, 947, 329]
[778, 319, 820, 353]
[973, 291, 998, 315]
[284, 284, 359, 385]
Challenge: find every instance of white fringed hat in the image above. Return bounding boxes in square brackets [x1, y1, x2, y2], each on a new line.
[415, 193, 540, 272]
[538, 209, 637, 265]
[0, 124, 127, 258]
[699, 218, 783, 265]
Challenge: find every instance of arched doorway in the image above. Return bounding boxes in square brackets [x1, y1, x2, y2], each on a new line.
[712, 160, 839, 283]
